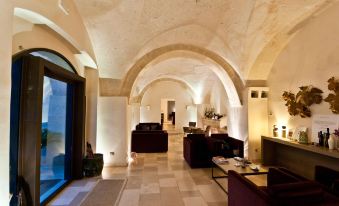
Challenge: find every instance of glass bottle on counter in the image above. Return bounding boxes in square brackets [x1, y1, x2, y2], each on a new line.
[273, 125, 278, 137]
[282, 126, 287, 138]
[318, 131, 324, 146]
[325, 128, 330, 148]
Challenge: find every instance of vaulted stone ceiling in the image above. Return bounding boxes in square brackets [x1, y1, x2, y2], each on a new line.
[74, 0, 335, 83]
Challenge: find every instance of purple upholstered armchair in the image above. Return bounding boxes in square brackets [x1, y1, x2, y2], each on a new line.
[228, 167, 339, 206]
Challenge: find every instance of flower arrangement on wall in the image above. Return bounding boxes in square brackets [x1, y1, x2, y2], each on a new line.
[324, 77, 339, 114]
[282, 86, 323, 118]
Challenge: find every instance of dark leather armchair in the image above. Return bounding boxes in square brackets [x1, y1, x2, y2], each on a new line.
[183, 134, 211, 168]
[183, 133, 244, 168]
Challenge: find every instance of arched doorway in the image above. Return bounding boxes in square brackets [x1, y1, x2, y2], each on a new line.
[10, 49, 85, 205]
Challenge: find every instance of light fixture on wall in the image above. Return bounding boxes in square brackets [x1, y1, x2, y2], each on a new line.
[146, 105, 151, 110]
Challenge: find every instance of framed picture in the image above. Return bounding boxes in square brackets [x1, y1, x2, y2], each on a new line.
[292, 127, 307, 141]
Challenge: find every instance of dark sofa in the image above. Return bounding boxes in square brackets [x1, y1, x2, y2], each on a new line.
[131, 123, 168, 153]
[183, 133, 244, 168]
[228, 167, 339, 206]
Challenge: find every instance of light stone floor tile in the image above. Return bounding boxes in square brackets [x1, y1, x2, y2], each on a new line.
[183, 196, 208, 206]
[139, 194, 161, 206]
[159, 178, 177, 187]
[160, 187, 185, 206]
[48, 187, 82, 205]
[140, 182, 160, 194]
[180, 190, 201, 198]
[197, 184, 228, 203]
[177, 180, 198, 191]
[118, 189, 140, 206]
[207, 202, 228, 206]
[50, 131, 230, 206]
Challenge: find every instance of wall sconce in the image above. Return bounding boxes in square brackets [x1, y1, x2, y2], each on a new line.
[186, 105, 190, 110]
[146, 105, 151, 110]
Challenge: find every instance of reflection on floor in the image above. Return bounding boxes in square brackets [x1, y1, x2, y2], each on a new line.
[48, 133, 228, 206]
[41, 179, 62, 196]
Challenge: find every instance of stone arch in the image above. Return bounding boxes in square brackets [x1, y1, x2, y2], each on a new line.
[130, 77, 197, 104]
[13, 7, 97, 69]
[120, 44, 244, 107]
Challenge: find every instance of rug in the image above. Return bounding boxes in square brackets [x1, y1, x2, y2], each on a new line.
[80, 179, 126, 206]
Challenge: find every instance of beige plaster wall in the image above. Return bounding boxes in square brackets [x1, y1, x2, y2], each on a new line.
[0, 1, 13, 203]
[267, 3, 339, 141]
[140, 81, 197, 130]
[85, 68, 99, 152]
[209, 80, 228, 115]
[97, 97, 128, 166]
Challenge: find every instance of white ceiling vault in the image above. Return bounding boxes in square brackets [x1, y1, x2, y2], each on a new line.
[74, 0, 337, 92]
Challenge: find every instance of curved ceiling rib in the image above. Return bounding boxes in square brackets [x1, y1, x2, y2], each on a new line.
[120, 44, 243, 107]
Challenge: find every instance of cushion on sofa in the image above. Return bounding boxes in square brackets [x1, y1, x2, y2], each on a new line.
[140, 124, 150, 130]
[268, 181, 324, 206]
[331, 179, 339, 196]
[136, 123, 162, 131]
[150, 124, 159, 130]
[267, 168, 301, 187]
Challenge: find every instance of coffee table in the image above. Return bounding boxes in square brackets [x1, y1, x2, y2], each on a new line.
[212, 158, 267, 193]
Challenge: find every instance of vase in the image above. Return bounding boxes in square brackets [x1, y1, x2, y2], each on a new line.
[334, 135, 339, 150]
[328, 134, 335, 150]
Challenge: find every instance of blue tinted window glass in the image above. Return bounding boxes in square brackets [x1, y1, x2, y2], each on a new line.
[30, 51, 74, 73]
[40, 76, 68, 203]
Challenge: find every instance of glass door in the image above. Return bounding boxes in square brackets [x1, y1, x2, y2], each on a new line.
[40, 76, 70, 203]
[10, 51, 85, 206]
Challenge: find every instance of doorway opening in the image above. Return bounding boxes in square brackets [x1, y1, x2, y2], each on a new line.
[160, 99, 175, 131]
[167, 100, 175, 125]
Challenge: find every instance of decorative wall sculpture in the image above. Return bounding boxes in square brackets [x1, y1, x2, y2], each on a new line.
[324, 77, 339, 114]
[283, 86, 323, 118]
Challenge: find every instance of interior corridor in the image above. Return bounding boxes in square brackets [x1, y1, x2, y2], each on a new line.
[48, 133, 228, 206]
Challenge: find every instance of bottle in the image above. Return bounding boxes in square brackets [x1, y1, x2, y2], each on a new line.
[325, 128, 330, 148]
[328, 134, 335, 150]
[273, 125, 278, 137]
[282, 126, 287, 138]
[318, 131, 323, 146]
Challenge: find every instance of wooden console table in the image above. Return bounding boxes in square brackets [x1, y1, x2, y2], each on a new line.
[261, 136, 339, 179]
[202, 118, 220, 129]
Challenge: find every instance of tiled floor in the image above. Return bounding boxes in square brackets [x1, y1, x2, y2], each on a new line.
[49, 126, 229, 206]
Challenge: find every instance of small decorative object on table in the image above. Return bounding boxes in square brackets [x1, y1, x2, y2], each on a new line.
[212, 156, 228, 164]
[298, 131, 308, 144]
